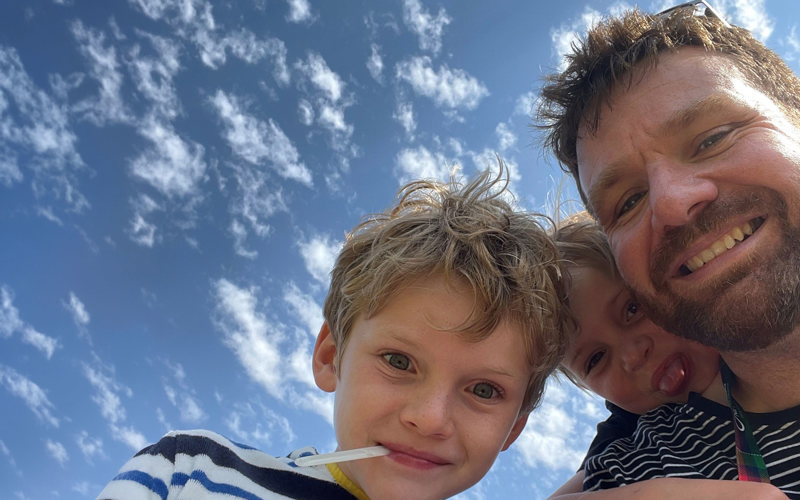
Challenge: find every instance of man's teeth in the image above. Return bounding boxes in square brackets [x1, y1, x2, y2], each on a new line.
[685, 222, 753, 273]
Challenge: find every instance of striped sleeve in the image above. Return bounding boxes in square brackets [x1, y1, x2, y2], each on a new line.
[96, 429, 356, 500]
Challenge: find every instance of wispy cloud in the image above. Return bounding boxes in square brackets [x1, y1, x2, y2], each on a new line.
[0, 286, 59, 359]
[71, 20, 132, 125]
[64, 291, 91, 340]
[130, 115, 207, 198]
[0, 46, 88, 213]
[283, 282, 323, 340]
[210, 90, 312, 186]
[225, 400, 296, 448]
[396, 56, 488, 110]
[285, 0, 314, 24]
[367, 43, 384, 82]
[730, 0, 773, 42]
[298, 234, 340, 285]
[76, 430, 105, 464]
[394, 101, 416, 139]
[0, 364, 59, 427]
[395, 144, 456, 184]
[45, 439, 68, 467]
[402, 0, 451, 55]
[161, 360, 207, 424]
[82, 357, 147, 450]
[213, 279, 286, 400]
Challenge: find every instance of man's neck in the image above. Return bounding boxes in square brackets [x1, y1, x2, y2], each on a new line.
[721, 332, 800, 413]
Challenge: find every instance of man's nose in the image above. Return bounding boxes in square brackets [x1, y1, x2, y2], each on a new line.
[648, 161, 718, 233]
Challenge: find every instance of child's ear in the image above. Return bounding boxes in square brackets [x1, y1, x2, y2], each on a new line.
[312, 322, 338, 393]
[500, 413, 529, 451]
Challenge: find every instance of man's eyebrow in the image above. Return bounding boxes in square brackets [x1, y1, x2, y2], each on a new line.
[586, 94, 732, 214]
[658, 94, 730, 137]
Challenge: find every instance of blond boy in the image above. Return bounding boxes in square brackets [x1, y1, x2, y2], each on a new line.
[98, 166, 570, 500]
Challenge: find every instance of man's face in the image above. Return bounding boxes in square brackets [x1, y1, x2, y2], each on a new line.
[576, 48, 800, 351]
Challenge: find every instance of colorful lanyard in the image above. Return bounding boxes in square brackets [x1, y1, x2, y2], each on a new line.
[719, 359, 771, 483]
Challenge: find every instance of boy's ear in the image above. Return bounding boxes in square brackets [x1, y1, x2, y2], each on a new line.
[312, 322, 338, 393]
[500, 413, 529, 451]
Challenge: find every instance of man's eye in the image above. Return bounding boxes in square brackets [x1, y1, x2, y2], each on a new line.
[697, 129, 731, 153]
[383, 353, 410, 370]
[586, 350, 605, 374]
[618, 191, 646, 218]
[472, 382, 499, 399]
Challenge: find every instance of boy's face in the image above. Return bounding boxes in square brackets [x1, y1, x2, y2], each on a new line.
[564, 266, 720, 415]
[312, 274, 531, 500]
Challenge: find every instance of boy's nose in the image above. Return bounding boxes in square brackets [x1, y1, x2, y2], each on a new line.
[400, 386, 454, 438]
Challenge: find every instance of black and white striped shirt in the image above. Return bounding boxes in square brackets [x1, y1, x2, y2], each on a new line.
[584, 393, 800, 498]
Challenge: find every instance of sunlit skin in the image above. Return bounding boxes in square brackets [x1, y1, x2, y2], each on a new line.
[563, 267, 720, 415]
[312, 274, 531, 500]
[576, 48, 800, 351]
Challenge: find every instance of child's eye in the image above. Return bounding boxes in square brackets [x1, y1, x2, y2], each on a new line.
[383, 353, 410, 370]
[586, 350, 605, 375]
[472, 382, 501, 400]
[624, 301, 643, 322]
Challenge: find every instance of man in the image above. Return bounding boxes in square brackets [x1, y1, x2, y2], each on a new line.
[538, 1, 800, 496]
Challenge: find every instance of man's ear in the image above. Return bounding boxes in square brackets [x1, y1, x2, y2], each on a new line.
[312, 322, 338, 393]
[501, 413, 529, 451]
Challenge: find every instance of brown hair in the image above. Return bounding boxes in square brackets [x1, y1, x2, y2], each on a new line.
[323, 162, 571, 413]
[537, 7, 800, 208]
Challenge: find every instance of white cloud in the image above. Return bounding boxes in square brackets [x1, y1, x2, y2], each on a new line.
[495, 122, 517, 152]
[283, 282, 323, 339]
[402, 0, 451, 55]
[550, 8, 603, 72]
[128, 31, 182, 119]
[130, 115, 207, 198]
[161, 360, 207, 424]
[213, 279, 286, 400]
[297, 99, 314, 125]
[786, 26, 800, 64]
[514, 381, 601, 472]
[394, 101, 416, 139]
[513, 90, 537, 117]
[127, 193, 161, 247]
[71, 21, 132, 125]
[0, 364, 59, 427]
[225, 401, 296, 448]
[0, 286, 59, 359]
[0, 47, 88, 212]
[82, 362, 130, 425]
[226, 161, 288, 254]
[396, 56, 488, 110]
[110, 423, 148, 451]
[230, 219, 258, 259]
[295, 52, 344, 103]
[395, 145, 455, 184]
[298, 234, 340, 285]
[45, 439, 68, 466]
[367, 43, 384, 82]
[730, 0, 773, 42]
[76, 430, 104, 463]
[211, 90, 312, 186]
[285, 0, 314, 24]
[65, 291, 90, 338]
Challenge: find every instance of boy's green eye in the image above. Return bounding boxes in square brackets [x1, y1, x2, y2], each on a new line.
[383, 353, 410, 370]
[472, 382, 497, 399]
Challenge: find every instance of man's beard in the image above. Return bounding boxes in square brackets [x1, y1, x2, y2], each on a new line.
[638, 189, 800, 352]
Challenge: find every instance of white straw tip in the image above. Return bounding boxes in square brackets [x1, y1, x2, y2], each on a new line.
[294, 445, 390, 467]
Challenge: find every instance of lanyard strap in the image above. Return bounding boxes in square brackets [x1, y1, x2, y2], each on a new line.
[719, 359, 771, 483]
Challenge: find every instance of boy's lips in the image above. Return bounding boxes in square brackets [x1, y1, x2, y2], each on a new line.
[651, 353, 691, 397]
[381, 442, 452, 470]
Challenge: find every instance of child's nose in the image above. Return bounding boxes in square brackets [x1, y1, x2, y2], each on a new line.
[399, 386, 454, 438]
[620, 335, 652, 373]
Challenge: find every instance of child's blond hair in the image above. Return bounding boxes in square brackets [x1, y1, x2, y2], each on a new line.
[323, 162, 571, 413]
[551, 210, 618, 386]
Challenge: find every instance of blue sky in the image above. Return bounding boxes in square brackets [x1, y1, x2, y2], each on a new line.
[0, 1, 796, 498]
